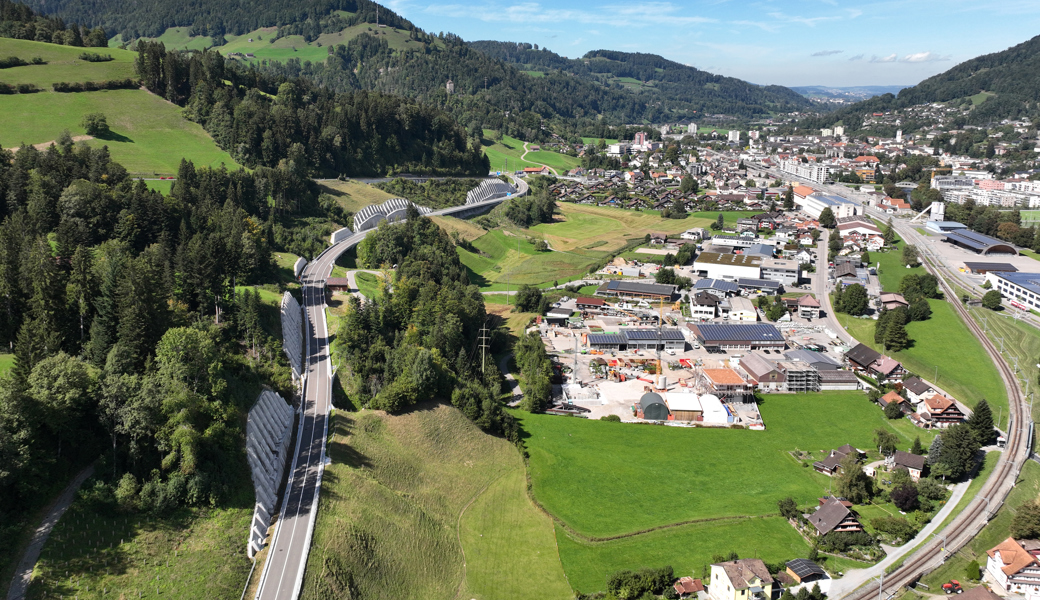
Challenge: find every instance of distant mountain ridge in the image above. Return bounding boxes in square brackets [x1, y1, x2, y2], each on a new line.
[801, 34, 1040, 130]
[470, 41, 814, 117]
[790, 85, 910, 101]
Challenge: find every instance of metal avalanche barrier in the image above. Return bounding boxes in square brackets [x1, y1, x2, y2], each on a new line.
[280, 292, 304, 381]
[245, 389, 295, 559]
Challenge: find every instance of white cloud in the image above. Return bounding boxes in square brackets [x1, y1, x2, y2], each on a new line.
[870, 53, 898, 63]
[848, 54, 864, 61]
[811, 50, 843, 57]
[902, 51, 950, 62]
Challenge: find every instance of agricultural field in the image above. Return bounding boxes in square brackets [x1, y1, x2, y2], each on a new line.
[581, 137, 619, 145]
[516, 391, 934, 540]
[524, 149, 581, 172]
[557, 516, 812, 594]
[0, 38, 136, 88]
[317, 179, 398, 214]
[0, 89, 240, 175]
[301, 404, 569, 600]
[531, 203, 703, 253]
[25, 484, 253, 600]
[429, 215, 487, 242]
[144, 179, 174, 195]
[481, 132, 540, 172]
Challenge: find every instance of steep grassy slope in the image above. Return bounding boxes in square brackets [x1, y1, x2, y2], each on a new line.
[0, 37, 135, 87]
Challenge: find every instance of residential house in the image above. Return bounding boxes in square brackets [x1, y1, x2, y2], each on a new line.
[709, 559, 774, 600]
[845, 343, 906, 382]
[987, 538, 1040, 600]
[691, 292, 721, 321]
[739, 353, 785, 392]
[806, 496, 864, 536]
[797, 295, 821, 319]
[918, 395, 966, 428]
[901, 377, 937, 405]
[880, 293, 909, 310]
[813, 444, 863, 476]
[879, 391, 911, 414]
[887, 450, 926, 482]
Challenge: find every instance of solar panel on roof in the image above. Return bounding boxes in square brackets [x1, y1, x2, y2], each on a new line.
[607, 280, 620, 290]
[588, 334, 625, 345]
[623, 329, 685, 341]
[786, 558, 825, 578]
[737, 278, 780, 289]
[695, 323, 783, 342]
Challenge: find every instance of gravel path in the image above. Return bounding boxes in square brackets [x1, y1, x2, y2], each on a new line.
[7, 464, 95, 600]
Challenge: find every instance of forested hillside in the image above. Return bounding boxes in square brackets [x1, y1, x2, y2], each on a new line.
[20, 0, 411, 41]
[134, 40, 488, 177]
[801, 33, 1040, 130]
[470, 42, 814, 117]
[0, 0, 106, 46]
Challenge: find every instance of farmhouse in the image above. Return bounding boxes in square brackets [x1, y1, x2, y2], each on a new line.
[806, 497, 863, 536]
[688, 323, 786, 350]
[918, 395, 965, 428]
[739, 353, 785, 392]
[888, 450, 926, 482]
[635, 392, 670, 420]
[693, 252, 763, 281]
[987, 538, 1040, 600]
[879, 391, 910, 414]
[709, 559, 774, 600]
[901, 376, 936, 404]
[595, 280, 677, 301]
[879, 293, 909, 310]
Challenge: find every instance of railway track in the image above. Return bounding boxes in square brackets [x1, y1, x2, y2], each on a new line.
[841, 230, 1031, 600]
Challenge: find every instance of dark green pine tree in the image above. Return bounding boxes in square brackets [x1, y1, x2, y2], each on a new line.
[85, 246, 126, 368]
[967, 399, 996, 446]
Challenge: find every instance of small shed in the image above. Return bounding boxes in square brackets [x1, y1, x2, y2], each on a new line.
[665, 393, 702, 421]
[636, 392, 670, 421]
[785, 558, 826, 584]
[326, 277, 352, 292]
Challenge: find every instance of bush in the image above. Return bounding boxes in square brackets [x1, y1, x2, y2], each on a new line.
[821, 530, 874, 552]
[52, 78, 139, 93]
[966, 560, 981, 581]
[600, 414, 622, 422]
[891, 483, 919, 512]
[0, 56, 28, 68]
[870, 515, 917, 543]
[982, 290, 1002, 310]
[79, 51, 114, 62]
[606, 566, 674, 600]
[115, 472, 140, 512]
[884, 401, 903, 419]
[15, 83, 38, 93]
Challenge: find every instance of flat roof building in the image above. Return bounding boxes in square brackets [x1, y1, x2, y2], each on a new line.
[693, 252, 763, 281]
[986, 271, 1040, 312]
[595, 280, 677, 300]
[688, 323, 786, 350]
[761, 258, 801, 286]
[925, 221, 968, 234]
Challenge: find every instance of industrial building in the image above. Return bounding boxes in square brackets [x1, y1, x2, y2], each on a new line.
[586, 328, 686, 352]
[760, 258, 801, 286]
[942, 229, 1018, 255]
[693, 252, 763, 281]
[687, 323, 786, 350]
[635, 392, 669, 420]
[736, 278, 781, 294]
[694, 278, 740, 297]
[595, 280, 677, 300]
[985, 271, 1040, 311]
[795, 193, 859, 219]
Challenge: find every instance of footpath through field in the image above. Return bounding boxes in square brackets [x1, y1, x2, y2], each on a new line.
[521, 142, 561, 176]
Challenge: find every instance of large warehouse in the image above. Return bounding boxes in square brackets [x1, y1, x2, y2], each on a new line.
[587, 328, 686, 352]
[693, 252, 763, 281]
[595, 280, 677, 301]
[687, 323, 786, 350]
[942, 230, 1017, 255]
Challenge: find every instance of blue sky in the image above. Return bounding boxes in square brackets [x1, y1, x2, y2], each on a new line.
[383, 0, 1040, 87]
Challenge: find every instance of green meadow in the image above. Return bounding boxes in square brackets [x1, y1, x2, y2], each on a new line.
[0, 38, 136, 88]
[0, 89, 240, 175]
[516, 391, 934, 540]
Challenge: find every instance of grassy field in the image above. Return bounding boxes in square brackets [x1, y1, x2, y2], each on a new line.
[525, 149, 581, 172]
[517, 391, 935, 540]
[581, 137, 619, 145]
[317, 179, 398, 214]
[144, 179, 174, 195]
[532, 203, 701, 253]
[151, 26, 213, 51]
[481, 132, 540, 173]
[354, 271, 384, 299]
[966, 307, 1040, 422]
[557, 517, 812, 594]
[458, 229, 601, 290]
[459, 468, 573, 600]
[301, 404, 569, 600]
[486, 303, 537, 337]
[691, 211, 751, 229]
[26, 493, 252, 599]
[918, 459, 1040, 591]
[430, 215, 487, 242]
[0, 38, 136, 88]
[0, 89, 240, 175]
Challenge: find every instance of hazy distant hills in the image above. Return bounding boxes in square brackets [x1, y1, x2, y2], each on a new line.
[790, 85, 910, 101]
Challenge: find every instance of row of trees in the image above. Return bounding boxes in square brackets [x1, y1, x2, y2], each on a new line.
[513, 331, 553, 413]
[0, 0, 107, 47]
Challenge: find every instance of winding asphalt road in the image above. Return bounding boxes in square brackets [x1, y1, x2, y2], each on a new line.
[253, 181, 525, 600]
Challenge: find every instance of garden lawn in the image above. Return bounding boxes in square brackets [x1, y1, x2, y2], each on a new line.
[691, 211, 750, 229]
[556, 516, 810, 594]
[0, 38, 136, 89]
[301, 404, 569, 600]
[517, 391, 935, 540]
[0, 89, 241, 175]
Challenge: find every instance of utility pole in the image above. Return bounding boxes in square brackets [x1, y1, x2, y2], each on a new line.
[479, 322, 490, 374]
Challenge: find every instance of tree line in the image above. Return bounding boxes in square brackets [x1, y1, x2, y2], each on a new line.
[0, 0, 106, 47]
[134, 40, 488, 178]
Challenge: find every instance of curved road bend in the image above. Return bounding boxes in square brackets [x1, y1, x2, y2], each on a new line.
[254, 191, 525, 600]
